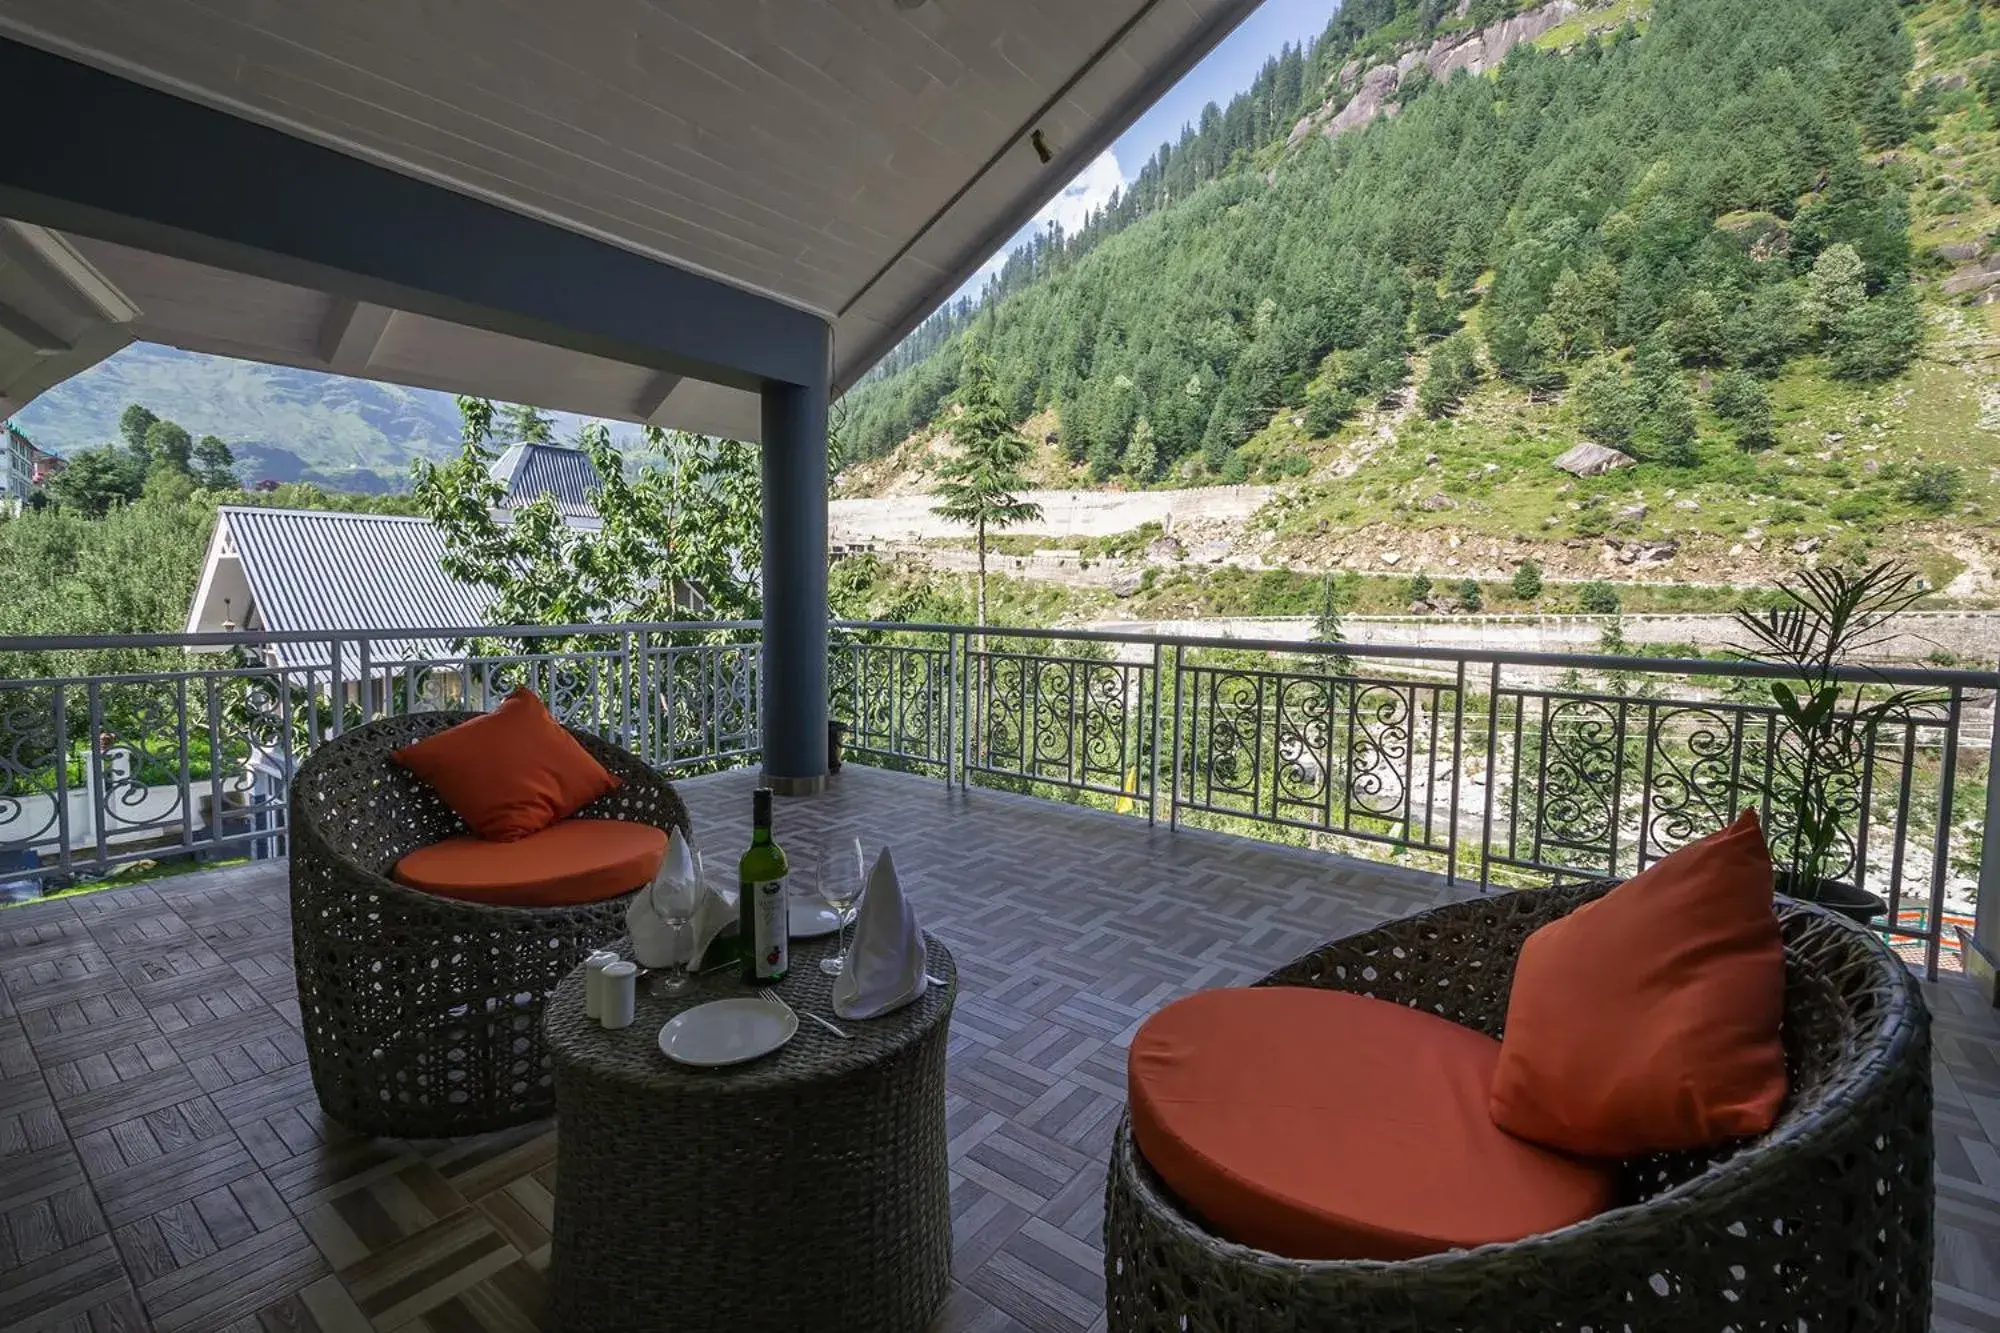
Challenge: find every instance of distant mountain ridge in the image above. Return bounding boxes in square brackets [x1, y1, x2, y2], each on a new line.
[14, 343, 635, 492]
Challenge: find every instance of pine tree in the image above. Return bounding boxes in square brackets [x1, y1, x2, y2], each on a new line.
[118, 404, 158, 453]
[193, 435, 237, 490]
[502, 403, 556, 444]
[1512, 559, 1543, 601]
[1803, 244, 1869, 336]
[1645, 375, 1699, 466]
[1829, 286, 1924, 382]
[143, 420, 193, 474]
[1122, 418, 1158, 483]
[930, 345, 1043, 632]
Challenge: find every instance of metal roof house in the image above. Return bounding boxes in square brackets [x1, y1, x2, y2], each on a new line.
[491, 442, 604, 520]
[184, 442, 606, 651]
[0, 0, 1267, 791]
[184, 507, 490, 675]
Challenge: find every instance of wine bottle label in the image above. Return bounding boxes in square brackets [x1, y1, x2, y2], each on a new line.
[744, 875, 789, 979]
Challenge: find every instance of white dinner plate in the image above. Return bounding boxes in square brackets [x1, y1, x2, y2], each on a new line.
[658, 998, 797, 1067]
[788, 898, 842, 940]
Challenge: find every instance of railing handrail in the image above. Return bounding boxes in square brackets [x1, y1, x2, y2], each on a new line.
[828, 620, 2000, 690]
[0, 621, 763, 653]
[3, 617, 1990, 689]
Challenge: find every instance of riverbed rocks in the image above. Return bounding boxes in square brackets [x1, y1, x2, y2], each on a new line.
[1604, 537, 1680, 566]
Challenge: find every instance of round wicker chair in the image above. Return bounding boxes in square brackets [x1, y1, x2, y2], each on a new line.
[288, 712, 691, 1138]
[1105, 883, 1933, 1332]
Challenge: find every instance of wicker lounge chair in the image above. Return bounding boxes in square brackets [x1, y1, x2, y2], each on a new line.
[1105, 884, 1932, 1331]
[289, 711, 690, 1137]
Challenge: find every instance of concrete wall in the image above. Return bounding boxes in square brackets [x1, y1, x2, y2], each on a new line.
[1094, 612, 2000, 665]
[830, 484, 1275, 543]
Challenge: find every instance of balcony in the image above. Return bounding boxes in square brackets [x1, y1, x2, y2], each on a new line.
[1, 622, 1997, 1328]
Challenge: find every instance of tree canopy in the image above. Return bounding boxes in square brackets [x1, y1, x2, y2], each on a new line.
[841, 0, 1927, 485]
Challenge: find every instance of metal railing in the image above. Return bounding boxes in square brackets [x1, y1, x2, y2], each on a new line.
[832, 621, 1999, 978]
[4, 618, 1993, 977]
[0, 622, 760, 891]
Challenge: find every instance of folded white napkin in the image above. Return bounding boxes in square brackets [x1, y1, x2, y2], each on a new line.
[831, 846, 928, 1020]
[627, 834, 736, 969]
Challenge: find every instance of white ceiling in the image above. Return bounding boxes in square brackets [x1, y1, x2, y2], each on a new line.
[0, 0, 1261, 438]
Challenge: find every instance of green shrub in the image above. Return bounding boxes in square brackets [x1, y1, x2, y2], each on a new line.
[1900, 463, 1964, 513]
[1828, 493, 1883, 522]
[1577, 580, 1621, 614]
[1407, 571, 1433, 603]
[1457, 578, 1484, 611]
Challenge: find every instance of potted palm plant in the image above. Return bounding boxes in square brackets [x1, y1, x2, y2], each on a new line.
[1732, 562, 1942, 924]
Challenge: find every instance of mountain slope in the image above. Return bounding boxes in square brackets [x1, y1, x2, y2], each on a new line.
[837, 0, 2000, 590]
[14, 343, 638, 491]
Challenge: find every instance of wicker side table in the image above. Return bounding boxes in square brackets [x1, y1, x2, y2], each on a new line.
[546, 931, 956, 1333]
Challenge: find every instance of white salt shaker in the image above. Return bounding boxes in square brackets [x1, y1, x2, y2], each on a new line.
[600, 960, 638, 1030]
[584, 950, 618, 1019]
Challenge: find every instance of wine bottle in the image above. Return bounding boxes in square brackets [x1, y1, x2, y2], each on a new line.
[738, 788, 789, 985]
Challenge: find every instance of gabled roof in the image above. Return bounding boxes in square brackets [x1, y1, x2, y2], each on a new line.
[198, 506, 492, 674]
[490, 442, 601, 517]
[0, 0, 1264, 436]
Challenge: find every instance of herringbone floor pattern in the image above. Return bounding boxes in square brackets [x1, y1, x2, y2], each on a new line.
[1, 763, 1995, 1331]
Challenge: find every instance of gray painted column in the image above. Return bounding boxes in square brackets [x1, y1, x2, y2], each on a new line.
[760, 377, 830, 795]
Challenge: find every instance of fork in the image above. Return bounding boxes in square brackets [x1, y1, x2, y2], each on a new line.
[760, 990, 850, 1040]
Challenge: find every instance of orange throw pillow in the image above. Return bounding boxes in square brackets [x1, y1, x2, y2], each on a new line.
[392, 688, 620, 842]
[1489, 808, 1787, 1157]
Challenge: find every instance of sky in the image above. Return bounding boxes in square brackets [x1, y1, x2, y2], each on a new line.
[962, 0, 1340, 293]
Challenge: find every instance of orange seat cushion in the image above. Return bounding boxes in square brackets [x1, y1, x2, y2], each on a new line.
[1128, 986, 1619, 1261]
[1490, 808, 1787, 1157]
[392, 818, 667, 908]
[392, 688, 620, 842]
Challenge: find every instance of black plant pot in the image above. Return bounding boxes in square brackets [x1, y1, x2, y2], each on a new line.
[1775, 871, 1887, 926]
[827, 719, 848, 774]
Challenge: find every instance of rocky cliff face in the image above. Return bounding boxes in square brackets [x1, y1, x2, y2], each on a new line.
[1287, 0, 1598, 148]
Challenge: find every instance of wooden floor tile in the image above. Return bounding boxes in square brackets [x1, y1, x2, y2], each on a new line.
[0, 764, 1992, 1330]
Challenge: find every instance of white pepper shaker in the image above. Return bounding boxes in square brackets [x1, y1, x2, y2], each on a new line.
[584, 950, 618, 1019]
[600, 960, 638, 1030]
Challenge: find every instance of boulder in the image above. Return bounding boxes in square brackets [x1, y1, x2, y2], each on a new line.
[1194, 540, 1230, 564]
[1111, 572, 1143, 598]
[1633, 539, 1679, 565]
[1616, 502, 1649, 524]
[1944, 255, 2000, 298]
[1552, 442, 1636, 477]
[1146, 535, 1186, 562]
[1421, 492, 1455, 511]
[1675, 499, 1700, 512]
[1714, 210, 1791, 262]
[1793, 537, 1821, 555]
[1938, 240, 1987, 264]
[1380, 551, 1403, 567]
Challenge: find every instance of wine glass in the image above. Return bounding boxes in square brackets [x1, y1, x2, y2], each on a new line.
[650, 851, 702, 996]
[816, 836, 867, 977]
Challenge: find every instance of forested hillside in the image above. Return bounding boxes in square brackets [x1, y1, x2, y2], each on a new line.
[840, 0, 1996, 540]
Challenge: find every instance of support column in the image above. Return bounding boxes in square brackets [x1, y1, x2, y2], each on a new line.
[760, 376, 830, 795]
[1968, 675, 2000, 1003]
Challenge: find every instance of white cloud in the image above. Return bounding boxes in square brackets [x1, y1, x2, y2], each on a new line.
[1039, 149, 1127, 235]
[964, 149, 1127, 293]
